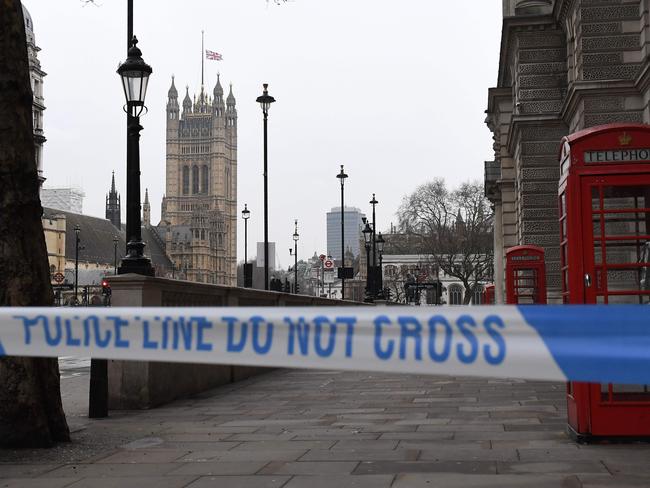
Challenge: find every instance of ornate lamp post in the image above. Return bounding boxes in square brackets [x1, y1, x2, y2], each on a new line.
[74, 224, 81, 305]
[376, 232, 385, 298]
[116, 36, 154, 276]
[362, 222, 373, 301]
[289, 220, 299, 294]
[256, 84, 275, 290]
[242, 204, 251, 287]
[369, 193, 379, 298]
[336, 165, 348, 299]
[112, 235, 119, 275]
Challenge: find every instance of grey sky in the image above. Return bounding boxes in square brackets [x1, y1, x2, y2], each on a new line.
[26, 0, 501, 268]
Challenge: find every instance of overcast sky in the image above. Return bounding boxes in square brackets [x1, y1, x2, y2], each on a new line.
[26, 0, 501, 268]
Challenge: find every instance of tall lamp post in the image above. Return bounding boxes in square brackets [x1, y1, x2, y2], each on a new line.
[362, 222, 373, 301]
[289, 220, 299, 294]
[113, 235, 119, 275]
[336, 165, 348, 299]
[369, 193, 379, 298]
[74, 224, 81, 305]
[256, 84, 275, 290]
[116, 36, 154, 276]
[242, 204, 251, 287]
[376, 232, 385, 299]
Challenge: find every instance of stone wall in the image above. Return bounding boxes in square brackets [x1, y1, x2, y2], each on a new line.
[106, 274, 364, 409]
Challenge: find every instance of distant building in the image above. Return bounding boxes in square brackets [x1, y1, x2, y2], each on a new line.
[41, 187, 85, 214]
[105, 171, 121, 229]
[326, 207, 365, 262]
[256, 242, 276, 271]
[42, 208, 173, 304]
[22, 3, 46, 188]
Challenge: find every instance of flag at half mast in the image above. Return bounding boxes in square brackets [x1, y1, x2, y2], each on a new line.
[206, 49, 223, 61]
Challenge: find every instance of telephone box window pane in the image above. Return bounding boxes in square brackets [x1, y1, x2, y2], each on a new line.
[602, 185, 650, 207]
[601, 384, 650, 403]
[602, 212, 648, 238]
[606, 266, 650, 293]
[592, 187, 601, 210]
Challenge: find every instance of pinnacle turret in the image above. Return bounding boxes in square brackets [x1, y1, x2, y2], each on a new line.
[168, 75, 178, 99]
[213, 73, 224, 99]
[227, 83, 236, 106]
[182, 86, 192, 114]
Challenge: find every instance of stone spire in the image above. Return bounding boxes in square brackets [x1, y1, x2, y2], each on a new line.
[168, 75, 178, 99]
[143, 188, 151, 227]
[226, 83, 236, 108]
[182, 85, 192, 114]
[106, 171, 121, 229]
[213, 73, 224, 100]
[167, 76, 179, 120]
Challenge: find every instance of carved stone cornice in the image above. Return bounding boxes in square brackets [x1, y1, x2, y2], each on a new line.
[553, 0, 576, 26]
[560, 80, 639, 124]
[506, 114, 566, 155]
[497, 14, 558, 87]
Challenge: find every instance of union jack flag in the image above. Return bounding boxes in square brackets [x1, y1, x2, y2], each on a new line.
[205, 50, 223, 61]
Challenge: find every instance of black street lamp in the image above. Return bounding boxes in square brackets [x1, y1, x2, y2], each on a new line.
[369, 193, 379, 298]
[74, 224, 81, 305]
[113, 235, 119, 275]
[376, 232, 385, 298]
[362, 222, 373, 301]
[336, 165, 348, 300]
[256, 83, 275, 291]
[116, 36, 154, 276]
[290, 220, 299, 294]
[242, 204, 251, 288]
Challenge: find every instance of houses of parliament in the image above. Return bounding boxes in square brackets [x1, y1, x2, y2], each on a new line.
[156, 74, 238, 286]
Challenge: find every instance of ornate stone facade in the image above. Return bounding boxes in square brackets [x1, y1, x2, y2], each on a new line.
[158, 75, 237, 285]
[23, 4, 46, 188]
[486, 0, 650, 302]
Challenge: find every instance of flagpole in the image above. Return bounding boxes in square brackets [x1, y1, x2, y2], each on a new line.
[201, 30, 204, 88]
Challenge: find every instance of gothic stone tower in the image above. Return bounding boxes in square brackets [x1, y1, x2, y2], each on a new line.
[161, 75, 237, 285]
[106, 171, 121, 229]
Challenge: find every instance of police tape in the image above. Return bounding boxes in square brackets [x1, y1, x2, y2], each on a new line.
[0, 306, 648, 384]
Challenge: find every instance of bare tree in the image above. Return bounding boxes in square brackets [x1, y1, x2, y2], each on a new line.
[397, 180, 493, 305]
[0, 0, 70, 447]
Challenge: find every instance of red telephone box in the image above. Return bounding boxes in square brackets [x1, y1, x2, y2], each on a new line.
[482, 284, 496, 305]
[505, 246, 547, 304]
[559, 123, 650, 440]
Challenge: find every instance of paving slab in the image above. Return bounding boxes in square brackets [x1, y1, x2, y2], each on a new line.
[259, 461, 359, 475]
[392, 473, 582, 487]
[283, 474, 394, 488]
[0, 479, 80, 488]
[167, 461, 268, 476]
[353, 460, 497, 475]
[65, 476, 198, 488]
[184, 475, 291, 488]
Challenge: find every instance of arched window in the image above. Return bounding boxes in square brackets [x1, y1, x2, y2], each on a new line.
[448, 284, 463, 305]
[201, 166, 209, 194]
[472, 285, 484, 305]
[182, 166, 189, 195]
[192, 166, 199, 194]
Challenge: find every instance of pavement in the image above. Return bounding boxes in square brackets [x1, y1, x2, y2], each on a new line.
[2, 366, 650, 487]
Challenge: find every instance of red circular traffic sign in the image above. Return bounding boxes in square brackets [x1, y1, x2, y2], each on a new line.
[53, 272, 64, 283]
[319, 254, 326, 262]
